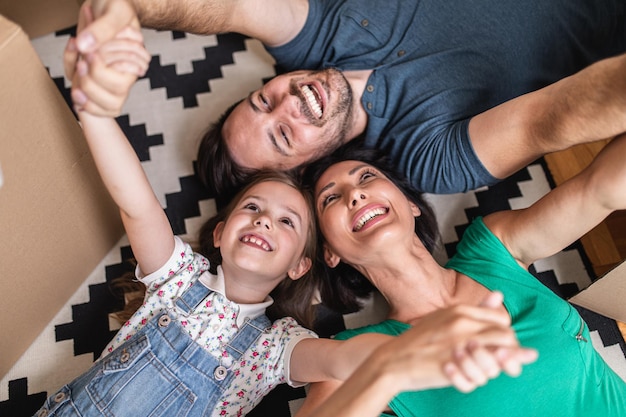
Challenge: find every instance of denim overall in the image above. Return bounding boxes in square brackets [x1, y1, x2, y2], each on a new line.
[35, 281, 271, 417]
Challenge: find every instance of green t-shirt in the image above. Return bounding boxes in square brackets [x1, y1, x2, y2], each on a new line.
[336, 218, 626, 416]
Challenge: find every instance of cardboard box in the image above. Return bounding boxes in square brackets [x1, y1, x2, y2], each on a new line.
[0, 0, 81, 38]
[0, 14, 124, 378]
[570, 261, 626, 323]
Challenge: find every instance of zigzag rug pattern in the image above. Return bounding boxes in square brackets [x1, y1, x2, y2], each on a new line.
[1, 28, 625, 416]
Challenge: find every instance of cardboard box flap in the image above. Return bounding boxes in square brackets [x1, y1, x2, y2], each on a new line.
[0, 0, 80, 38]
[0, 15, 124, 379]
[570, 261, 626, 323]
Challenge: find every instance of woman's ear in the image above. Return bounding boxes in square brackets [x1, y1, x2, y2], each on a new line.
[288, 256, 312, 280]
[410, 201, 421, 217]
[212, 221, 225, 248]
[323, 243, 341, 268]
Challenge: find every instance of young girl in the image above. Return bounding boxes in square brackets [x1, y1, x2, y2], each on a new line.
[35, 29, 536, 417]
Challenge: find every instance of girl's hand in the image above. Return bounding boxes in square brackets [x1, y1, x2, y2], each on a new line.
[72, 29, 150, 116]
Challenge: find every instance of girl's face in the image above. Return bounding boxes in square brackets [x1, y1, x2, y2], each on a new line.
[314, 160, 420, 267]
[213, 180, 312, 282]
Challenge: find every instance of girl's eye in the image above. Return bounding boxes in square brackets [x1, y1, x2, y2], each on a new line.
[280, 218, 295, 227]
[244, 203, 260, 212]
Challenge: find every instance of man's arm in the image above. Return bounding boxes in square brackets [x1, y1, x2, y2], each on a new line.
[66, 0, 309, 116]
[470, 53, 626, 181]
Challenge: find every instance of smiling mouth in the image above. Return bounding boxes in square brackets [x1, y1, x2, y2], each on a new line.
[301, 84, 323, 119]
[353, 207, 388, 231]
[241, 234, 272, 251]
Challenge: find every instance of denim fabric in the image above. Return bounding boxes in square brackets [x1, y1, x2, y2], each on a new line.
[35, 281, 270, 417]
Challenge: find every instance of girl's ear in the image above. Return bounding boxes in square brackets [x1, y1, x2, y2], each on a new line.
[288, 256, 312, 280]
[410, 201, 421, 217]
[212, 221, 225, 248]
[323, 243, 341, 268]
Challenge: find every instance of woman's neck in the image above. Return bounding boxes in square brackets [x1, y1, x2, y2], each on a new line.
[357, 243, 460, 323]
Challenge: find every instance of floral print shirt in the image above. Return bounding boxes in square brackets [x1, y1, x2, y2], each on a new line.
[102, 236, 317, 416]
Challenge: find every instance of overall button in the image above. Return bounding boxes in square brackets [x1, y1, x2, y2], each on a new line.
[158, 315, 171, 327]
[366, 85, 374, 92]
[214, 365, 228, 381]
[367, 102, 373, 110]
[53, 391, 66, 403]
[361, 19, 369, 27]
[397, 49, 406, 57]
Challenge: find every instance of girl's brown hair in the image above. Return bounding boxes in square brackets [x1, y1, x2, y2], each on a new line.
[112, 170, 320, 329]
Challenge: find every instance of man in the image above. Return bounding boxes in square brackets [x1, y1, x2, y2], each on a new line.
[67, 0, 626, 197]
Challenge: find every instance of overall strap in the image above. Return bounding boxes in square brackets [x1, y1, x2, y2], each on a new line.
[224, 315, 272, 362]
[174, 281, 212, 314]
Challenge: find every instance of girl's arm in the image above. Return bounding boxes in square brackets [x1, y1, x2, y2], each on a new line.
[76, 47, 174, 274]
[485, 133, 626, 267]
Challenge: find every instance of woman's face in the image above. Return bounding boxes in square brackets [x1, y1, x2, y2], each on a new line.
[314, 160, 420, 267]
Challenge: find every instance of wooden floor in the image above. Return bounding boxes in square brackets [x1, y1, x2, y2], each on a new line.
[543, 139, 626, 339]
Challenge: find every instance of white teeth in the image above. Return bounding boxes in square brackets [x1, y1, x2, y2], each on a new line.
[302, 85, 323, 118]
[242, 235, 271, 251]
[354, 208, 387, 231]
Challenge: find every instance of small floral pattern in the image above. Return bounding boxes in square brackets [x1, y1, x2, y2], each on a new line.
[102, 237, 316, 416]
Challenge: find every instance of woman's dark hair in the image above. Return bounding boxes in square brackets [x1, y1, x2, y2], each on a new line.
[302, 142, 440, 314]
[113, 170, 320, 329]
[196, 99, 256, 206]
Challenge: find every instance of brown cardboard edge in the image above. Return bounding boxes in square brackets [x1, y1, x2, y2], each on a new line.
[0, 0, 80, 38]
[0, 15, 124, 379]
[569, 260, 626, 323]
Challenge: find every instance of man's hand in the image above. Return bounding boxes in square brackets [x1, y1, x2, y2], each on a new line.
[65, 0, 145, 116]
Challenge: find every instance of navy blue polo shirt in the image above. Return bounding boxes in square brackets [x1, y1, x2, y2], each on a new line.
[267, 0, 625, 193]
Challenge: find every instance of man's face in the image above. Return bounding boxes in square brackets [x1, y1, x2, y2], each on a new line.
[223, 68, 354, 170]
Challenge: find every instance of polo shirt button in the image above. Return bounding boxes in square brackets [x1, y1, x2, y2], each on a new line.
[366, 85, 374, 92]
[53, 392, 66, 403]
[361, 19, 369, 27]
[367, 102, 373, 110]
[397, 49, 406, 57]
[158, 315, 171, 327]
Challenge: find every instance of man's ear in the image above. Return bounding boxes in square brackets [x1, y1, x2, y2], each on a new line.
[288, 256, 312, 280]
[212, 221, 225, 248]
[323, 243, 341, 268]
[410, 201, 421, 217]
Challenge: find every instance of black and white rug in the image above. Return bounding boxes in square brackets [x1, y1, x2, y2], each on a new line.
[1, 27, 625, 417]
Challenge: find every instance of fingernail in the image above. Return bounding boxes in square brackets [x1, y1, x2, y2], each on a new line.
[72, 89, 87, 106]
[77, 33, 95, 52]
[77, 61, 88, 77]
[67, 38, 77, 52]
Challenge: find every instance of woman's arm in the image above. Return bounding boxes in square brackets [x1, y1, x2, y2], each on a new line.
[292, 294, 537, 416]
[294, 301, 537, 417]
[485, 133, 626, 267]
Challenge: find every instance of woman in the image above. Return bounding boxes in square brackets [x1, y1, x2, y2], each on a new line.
[298, 135, 626, 416]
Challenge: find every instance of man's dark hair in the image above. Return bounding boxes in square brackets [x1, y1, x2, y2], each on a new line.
[302, 142, 441, 314]
[196, 100, 256, 206]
